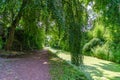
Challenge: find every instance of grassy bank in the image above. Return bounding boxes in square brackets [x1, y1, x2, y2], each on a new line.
[48, 51, 87, 80]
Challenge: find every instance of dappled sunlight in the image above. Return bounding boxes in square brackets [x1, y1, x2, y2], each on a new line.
[50, 57, 59, 61]
[43, 62, 48, 64]
[58, 53, 71, 61]
[84, 56, 111, 65]
[47, 47, 71, 61]
[84, 56, 120, 80]
[49, 52, 87, 80]
[49, 48, 120, 80]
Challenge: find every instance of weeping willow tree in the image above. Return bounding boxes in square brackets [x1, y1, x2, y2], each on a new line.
[64, 0, 85, 65]
[47, 0, 87, 65]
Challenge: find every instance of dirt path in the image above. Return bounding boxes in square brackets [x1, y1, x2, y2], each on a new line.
[0, 50, 51, 80]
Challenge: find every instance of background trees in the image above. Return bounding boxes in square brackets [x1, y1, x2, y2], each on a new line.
[83, 0, 120, 63]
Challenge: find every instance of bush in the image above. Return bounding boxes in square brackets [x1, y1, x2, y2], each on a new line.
[83, 38, 102, 54]
[91, 41, 120, 64]
[91, 45, 109, 60]
[109, 48, 120, 63]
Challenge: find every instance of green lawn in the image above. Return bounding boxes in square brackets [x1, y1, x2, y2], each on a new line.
[47, 48, 120, 80]
[48, 51, 87, 80]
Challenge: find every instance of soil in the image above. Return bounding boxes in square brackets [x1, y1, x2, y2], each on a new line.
[0, 50, 51, 80]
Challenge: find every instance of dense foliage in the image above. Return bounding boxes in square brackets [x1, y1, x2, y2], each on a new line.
[82, 0, 120, 63]
[0, 0, 87, 66]
[0, 0, 120, 65]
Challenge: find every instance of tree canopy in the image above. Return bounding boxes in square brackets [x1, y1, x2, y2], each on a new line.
[0, 0, 120, 65]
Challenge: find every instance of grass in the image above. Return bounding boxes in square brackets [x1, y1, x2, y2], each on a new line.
[47, 47, 120, 80]
[48, 51, 87, 80]
[84, 56, 120, 80]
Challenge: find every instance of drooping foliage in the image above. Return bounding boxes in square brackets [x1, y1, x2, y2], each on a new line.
[0, 0, 88, 65]
[64, 0, 85, 65]
[21, 0, 45, 50]
[1, 0, 119, 65]
[47, 0, 88, 65]
[0, 0, 46, 50]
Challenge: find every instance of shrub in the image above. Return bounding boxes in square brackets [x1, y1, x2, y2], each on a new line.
[83, 38, 102, 54]
[91, 45, 109, 60]
[109, 48, 120, 63]
[91, 41, 120, 63]
[93, 22, 105, 40]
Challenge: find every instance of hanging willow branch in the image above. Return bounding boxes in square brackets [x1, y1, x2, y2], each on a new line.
[47, 0, 86, 65]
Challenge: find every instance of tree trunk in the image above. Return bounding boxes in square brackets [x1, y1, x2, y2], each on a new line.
[5, 0, 28, 51]
[5, 24, 16, 51]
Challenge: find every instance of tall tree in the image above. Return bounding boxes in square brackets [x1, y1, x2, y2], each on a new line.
[66, 0, 85, 66]
[5, 0, 28, 51]
[47, 0, 86, 65]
